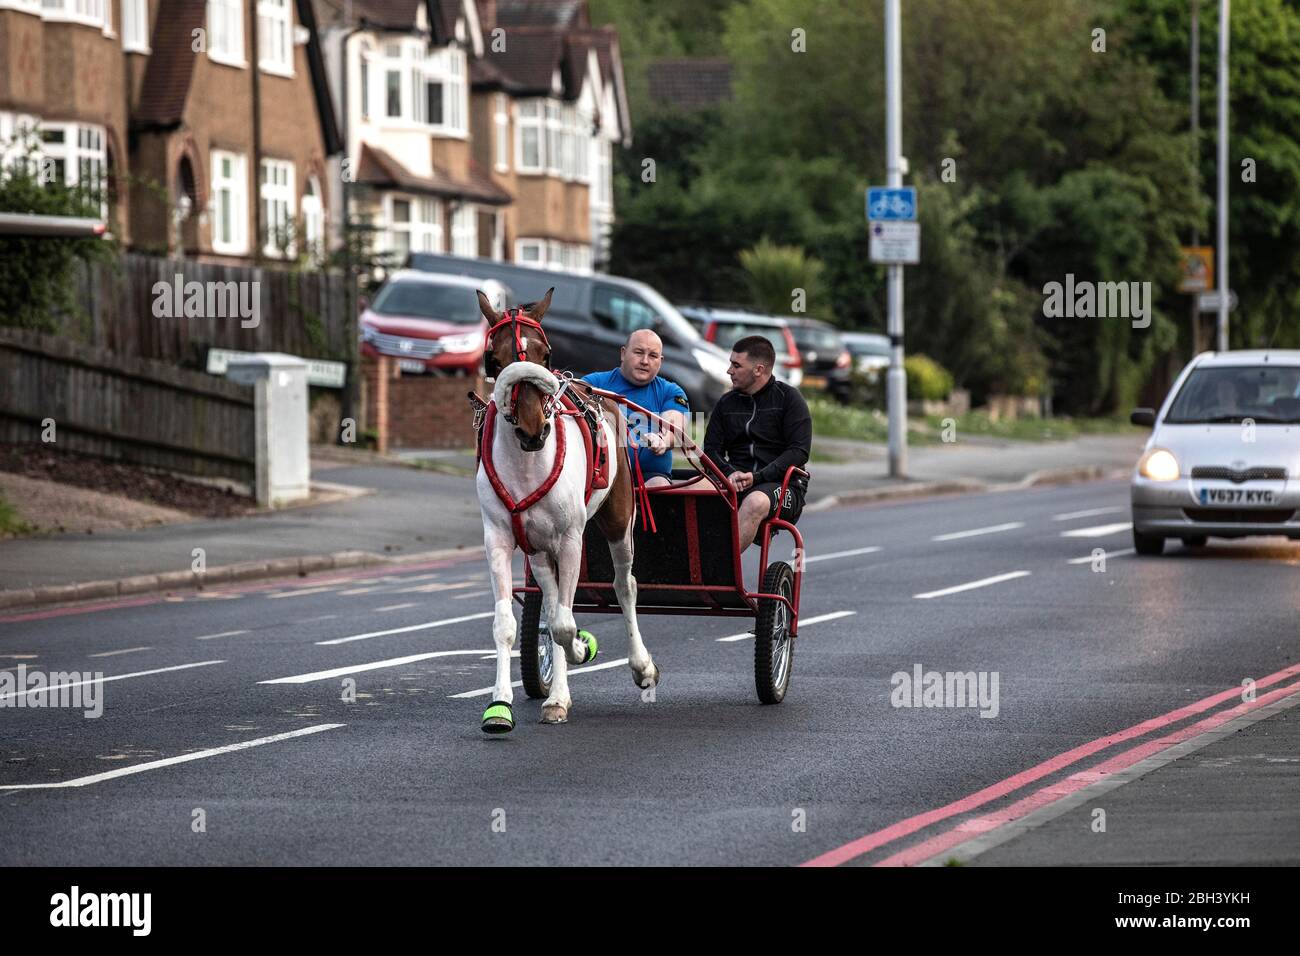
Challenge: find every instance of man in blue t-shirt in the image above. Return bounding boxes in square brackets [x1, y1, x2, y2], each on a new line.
[582, 329, 690, 487]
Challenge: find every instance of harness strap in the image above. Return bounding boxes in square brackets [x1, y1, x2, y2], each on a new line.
[480, 402, 568, 555]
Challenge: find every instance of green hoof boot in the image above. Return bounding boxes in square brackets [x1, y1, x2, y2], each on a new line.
[481, 700, 514, 734]
[578, 630, 598, 665]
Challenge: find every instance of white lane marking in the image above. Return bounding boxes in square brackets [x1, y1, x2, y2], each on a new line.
[196, 630, 248, 641]
[931, 522, 1024, 542]
[376, 603, 419, 613]
[88, 646, 152, 658]
[1068, 547, 1136, 565]
[803, 547, 882, 564]
[717, 610, 859, 642]
[1052, 506, 1126, 522]
[260, 649, 491, 684]
[266, 586, 337, 600]
[0, 724, 344, 791]
[450, 658, 631, 699]
[1060, 521, 1132, 538]
[390, 581, 475, 595]
[0, 660, 225, 704]
[913, 571, 1031, 600]
[338, 586, 381, 596]
[480, 651, 522, 660]
[316, 611, 494, 646]
[454, 590, 491, 600]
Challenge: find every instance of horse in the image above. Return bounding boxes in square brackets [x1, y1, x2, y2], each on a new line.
[475, 288, 661, 732]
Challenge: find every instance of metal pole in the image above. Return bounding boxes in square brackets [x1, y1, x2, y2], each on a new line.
[1216, 0, 1230, 352]
[885, 0, 907, 478]
[1190, 0, 1200, 354]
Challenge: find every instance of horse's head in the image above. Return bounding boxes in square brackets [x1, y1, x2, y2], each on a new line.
[481, 288, 555, 452]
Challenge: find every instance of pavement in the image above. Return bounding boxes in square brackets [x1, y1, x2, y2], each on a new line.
[0, 432, 1146, 601]
[1, 477, 1296, 866]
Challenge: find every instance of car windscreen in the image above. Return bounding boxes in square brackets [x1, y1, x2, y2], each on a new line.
[369, 281, 482, 323]
[793, 326, 842, 351]
[1164, 365, 1300, 424]
[847, 338, 890, 357]
[714, 323, 787, 355]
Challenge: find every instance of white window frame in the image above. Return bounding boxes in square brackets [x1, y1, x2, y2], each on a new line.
[207, 0, 246, 68]
[545, 100, 561, 176]
[40, 0, 105, 28]
[302, 175, 325, 261]
[210, 149, 249, 255]
[1, 0, 42, 17]
[576, 108, 590, 182]
[260, 157, 295, 257]
[120, 0, 149, 52]
[515, 238, 544, 266]
[516, 100, 543, 174]
[493, 93, 509, 172]
[491, 210, 504, 261]
[37, 122, 106, 200]
[450, 204, 476, 257]
[374, 40, 467, 137]
[387, 194, 442, 257]
[257, 0, 293, 76]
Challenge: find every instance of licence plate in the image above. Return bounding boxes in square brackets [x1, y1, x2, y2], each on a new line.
[398, 359, 426, 374]
[802, 375, 828, 388]
[1197, 487, 1276, 506]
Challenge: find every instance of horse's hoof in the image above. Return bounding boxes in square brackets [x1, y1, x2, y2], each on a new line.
[578, 630, 598, 665]
[481, 701, 514, 734]
[539, 703, 569, 724]
[635, 664, 661, 689]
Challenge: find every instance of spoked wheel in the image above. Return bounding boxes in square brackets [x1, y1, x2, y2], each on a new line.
[519, 575, 553, 700]
[754, 561, 796, 705]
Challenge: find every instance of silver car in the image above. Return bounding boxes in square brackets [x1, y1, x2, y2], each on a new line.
[1130, 350, 1300, 555]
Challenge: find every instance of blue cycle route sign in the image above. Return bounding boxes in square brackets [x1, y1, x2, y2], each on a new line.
[867, 187, 917, 222]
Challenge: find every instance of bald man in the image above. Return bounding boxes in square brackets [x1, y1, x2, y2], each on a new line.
[582, 329, 690, 487]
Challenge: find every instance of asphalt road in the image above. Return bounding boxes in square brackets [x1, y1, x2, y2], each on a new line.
[2, 478, 1297, 866]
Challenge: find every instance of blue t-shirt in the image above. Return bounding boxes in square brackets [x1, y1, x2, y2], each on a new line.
[582, 369, 690, 479]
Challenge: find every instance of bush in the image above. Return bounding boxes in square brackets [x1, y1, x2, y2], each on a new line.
[738, 238, 825, 316]
[905, 354, 954, 401]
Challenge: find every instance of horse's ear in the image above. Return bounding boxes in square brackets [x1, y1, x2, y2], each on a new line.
[527, 287, 554, 323]
[477, 290, 500, 324]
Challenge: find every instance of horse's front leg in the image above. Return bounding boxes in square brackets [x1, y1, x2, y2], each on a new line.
[531, 530, 591, 724]
[480, 526, 518, 734]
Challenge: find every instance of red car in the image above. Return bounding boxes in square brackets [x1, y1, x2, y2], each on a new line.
[359, 271, 511, 376]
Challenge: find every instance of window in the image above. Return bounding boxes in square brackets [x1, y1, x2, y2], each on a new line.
[545, 101, 561, 175]
[260, 158, 294, 256]
[258, 0, 292, 74]
[388, 195, 441, 257]
[207, 0, 245, 66]
[386, 69, 401, 117]
[360, 58, 370, 121]
[374, 42, 467, 135]
[451, 204, 476, 257]
[302, 176, 324, 261]
[594, 139, 612, 207]
[516, 100, 542, 173]
[560, 104, 577, 179]
[491, 211, 504, 261]
[41, 0, 105, 27]
[576, 109, 590, 182]
[494, 94, 509, 172]
[516, 239, 544, 265]
[211, 149, 248, 254]
[37, 122, 106, 199]
[592, 286, 660, 334]
[121, 0, 148, 51]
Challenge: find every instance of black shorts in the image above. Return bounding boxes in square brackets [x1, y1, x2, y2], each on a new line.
[742, 481, 806, 525]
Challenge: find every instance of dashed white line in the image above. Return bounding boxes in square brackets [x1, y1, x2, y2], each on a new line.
[450, 658, 631, 699]
[88, 647, 152, 658]
[1052, 506, 1126, 522]
[316, 611, 494, 646]
[802, 547, 882, 564]
[913, 571, 1031, 600]
[0, 724, 345, 790]
[260, 650, 493, 684]
[0, 660, 225, 704]
[196, 630, 248, 641]
[390, 581, 476, 595]
[376, 603, 419, 613]
[266, 586, 338, 600]
[931, 522, 1024, 542]
[1068, 547, 1136, 564]
[717, 610, 859, 642]
[1059, 522, 1132, 538]
[453, 590, 491, 600]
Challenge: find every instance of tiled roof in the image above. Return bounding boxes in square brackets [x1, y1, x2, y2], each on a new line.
[495, 0, 588, 29]
[356, 143, 513, 205]
[133, 0, 206, 127]
[477, 26, 567, 95]
[647, 57, 732, 110]
[350, 0, 425, 30]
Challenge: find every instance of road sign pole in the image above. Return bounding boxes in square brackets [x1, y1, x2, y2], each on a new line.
[1216, 0, 1230, 352]
[1190, 0, 1201, 354]
[885, 0, 907, 478]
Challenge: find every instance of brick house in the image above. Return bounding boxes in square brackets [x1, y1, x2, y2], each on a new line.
[0, 0, 342, 263]
[315, 0, 629, 274]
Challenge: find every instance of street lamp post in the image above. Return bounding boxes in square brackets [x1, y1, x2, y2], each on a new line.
[1216, 0, 1230, 352]
[884, 0, 907, 478]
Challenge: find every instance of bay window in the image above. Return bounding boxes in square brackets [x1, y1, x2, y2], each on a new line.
[389, 195, 442, 257]
[494, 94, 509, 172]
[516, 100, 542, 173]
[451, 204, 476, 257]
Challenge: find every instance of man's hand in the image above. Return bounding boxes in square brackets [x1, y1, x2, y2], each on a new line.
[643, 432, 668, 455]
[729, 471, 754, 492]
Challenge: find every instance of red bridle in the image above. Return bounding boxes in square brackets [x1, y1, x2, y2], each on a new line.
[484, 308, 551, 369]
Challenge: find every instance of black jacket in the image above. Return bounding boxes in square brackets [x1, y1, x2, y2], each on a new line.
[703, 378, 812, 490]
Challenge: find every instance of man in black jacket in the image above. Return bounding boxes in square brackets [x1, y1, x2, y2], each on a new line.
[703, 335, 813, 549]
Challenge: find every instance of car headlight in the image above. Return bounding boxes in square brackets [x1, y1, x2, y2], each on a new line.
[440, 332, 481, 354]
[692, 347, 729, 381]
[360, 325, 376, 342]
[1139, 448, 1180, 481]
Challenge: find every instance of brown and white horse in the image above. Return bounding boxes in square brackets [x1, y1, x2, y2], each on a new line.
[476, 288, 660, 732]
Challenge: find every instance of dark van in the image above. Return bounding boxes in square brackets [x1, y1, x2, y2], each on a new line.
[406, 252, 731, 410]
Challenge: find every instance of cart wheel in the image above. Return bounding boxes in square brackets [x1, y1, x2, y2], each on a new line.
[754, 561, 796, 705]
[519, 578, 553, 700]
